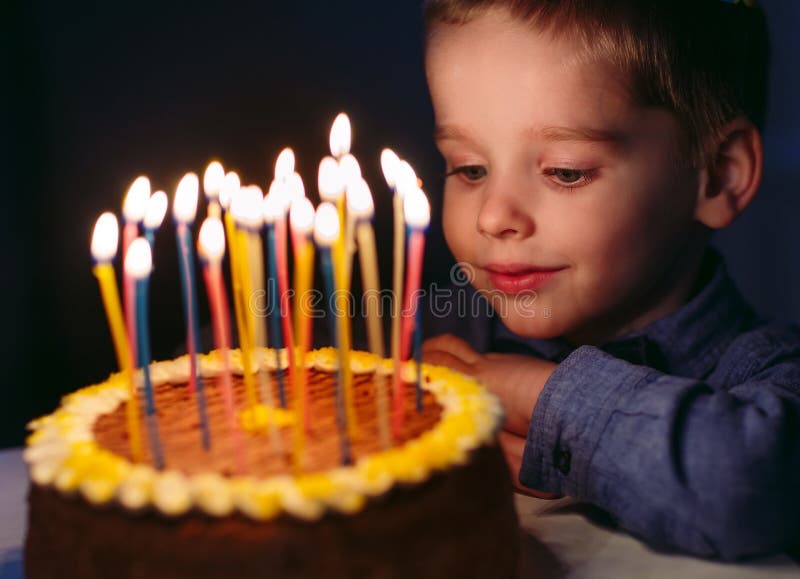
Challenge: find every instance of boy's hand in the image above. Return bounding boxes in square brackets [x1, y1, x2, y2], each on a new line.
[421, 334, 557, 436]
[499, 430, 562, 499]
[422, 334, 562, 499]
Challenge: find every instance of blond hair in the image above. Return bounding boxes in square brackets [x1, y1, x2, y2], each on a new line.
[424, 0, 769, 169]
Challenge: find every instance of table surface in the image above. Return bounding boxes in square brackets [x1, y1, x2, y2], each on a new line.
[1, 447, 797, 579]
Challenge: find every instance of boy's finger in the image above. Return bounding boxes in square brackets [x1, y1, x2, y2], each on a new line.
[421, 334, 480, 364]
[422, 349, 476, 375]
[498, 431, 562, 500]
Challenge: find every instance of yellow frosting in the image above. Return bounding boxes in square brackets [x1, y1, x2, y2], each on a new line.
[24, 348, 503, 521]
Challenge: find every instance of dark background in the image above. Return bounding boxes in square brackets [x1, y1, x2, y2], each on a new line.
[3, 0, 799, 448]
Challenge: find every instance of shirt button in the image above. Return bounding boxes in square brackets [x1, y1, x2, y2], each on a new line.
[554, 449, 571, 475]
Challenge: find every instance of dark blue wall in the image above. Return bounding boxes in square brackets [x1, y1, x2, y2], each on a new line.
[4, 0, 798, 448]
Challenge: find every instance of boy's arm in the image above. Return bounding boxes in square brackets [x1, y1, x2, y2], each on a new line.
[424, 329, 800, 561]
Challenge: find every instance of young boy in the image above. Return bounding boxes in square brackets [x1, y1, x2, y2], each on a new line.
[420, 0, 800, 561]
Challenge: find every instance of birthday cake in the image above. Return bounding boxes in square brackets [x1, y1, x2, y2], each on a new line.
[23, 348, 519, 578]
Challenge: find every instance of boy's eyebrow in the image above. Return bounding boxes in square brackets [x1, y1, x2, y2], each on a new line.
[434, 125, 476, 143]
[434, 124, 628, 146]
[533, 125, 627, 144]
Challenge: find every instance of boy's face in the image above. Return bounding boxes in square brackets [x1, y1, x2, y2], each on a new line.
[426, 9, 707, 344]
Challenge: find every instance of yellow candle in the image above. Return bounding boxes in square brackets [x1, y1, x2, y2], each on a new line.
[91, 214, 142, 461]
[318, 154, 357, 440]
[247, 232, 268, 348]
[224, 210, 258, 408]
[290, 196, 316, 468]
[348, 177, 389, 449]
[391, 193, 405, 366]
[332, 224, 358, 440]
[339, 153, 361, 288]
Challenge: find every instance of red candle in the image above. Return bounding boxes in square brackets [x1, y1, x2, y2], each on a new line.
[392, 188, 431, 439]
[198, 217, 246, 474]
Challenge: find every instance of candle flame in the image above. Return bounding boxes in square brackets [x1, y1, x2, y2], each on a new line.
[174, 172, 200, 223]
[395, 160, 419, 198]
[346, 178, 374, 220]
[124, 237, 153, 279]
[198, 217, 226, 261]
[313, 202, 340, 246]
[219, 171, 240, 210]
[318, 156, 344, 202]
[122, 176, 151, 222]
[91, 212, 119, 262]
[275, 148, 296, 181]
[329, 113, 351, 160]
[338, 154, 361, 190]
[290, 196, 315, 234]
[286, 172, 306, 203]
[403, 187, 431, 229]
[380, 149, 400, 190]
[264, 180, 290, 224]
[203, 161, 225, 200]
[231, 185, 264, 229]
[143, 190, 168, 230]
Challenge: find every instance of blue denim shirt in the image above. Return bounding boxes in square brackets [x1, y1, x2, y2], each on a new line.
[425, 250, 800, 560]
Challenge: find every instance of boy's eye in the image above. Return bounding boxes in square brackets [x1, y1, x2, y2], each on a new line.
[544, 167, 596, 189]
[446, 165, 487, 182]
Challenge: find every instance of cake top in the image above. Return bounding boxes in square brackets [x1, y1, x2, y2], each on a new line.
[25, 348, 503, 521]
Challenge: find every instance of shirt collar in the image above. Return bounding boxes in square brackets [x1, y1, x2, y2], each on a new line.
[491, 248, 758, 377]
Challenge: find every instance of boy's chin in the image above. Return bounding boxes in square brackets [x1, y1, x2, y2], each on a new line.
[497, 313, 567, 341]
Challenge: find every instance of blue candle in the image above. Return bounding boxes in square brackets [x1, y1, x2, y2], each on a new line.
[126, 238, 165, 469]
[265, 223, 288, 408]
[313, 201, 352, 465]
[176, 223, 212, 450]
[174, 174, 212, 450]
[143, 190, 168, 251]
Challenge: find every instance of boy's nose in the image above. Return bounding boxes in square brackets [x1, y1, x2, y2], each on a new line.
[476, 186, 534, 240]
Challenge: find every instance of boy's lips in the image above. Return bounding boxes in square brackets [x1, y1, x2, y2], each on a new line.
[483, 263, 566, 294]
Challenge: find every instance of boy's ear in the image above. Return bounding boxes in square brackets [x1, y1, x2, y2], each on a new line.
[694, 118, 763, 229]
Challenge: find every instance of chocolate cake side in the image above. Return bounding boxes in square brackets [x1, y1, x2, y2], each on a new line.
[25, 444, 519, 579]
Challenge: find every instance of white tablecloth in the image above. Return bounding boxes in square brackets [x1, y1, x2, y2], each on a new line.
[1, 448, 797, 578]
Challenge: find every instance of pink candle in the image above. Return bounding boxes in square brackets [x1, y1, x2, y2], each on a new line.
[392, 188, 431, 439]
[275, 215, 296, 386]
[289, 194, 315, 434]
[199, 217, 246, 474]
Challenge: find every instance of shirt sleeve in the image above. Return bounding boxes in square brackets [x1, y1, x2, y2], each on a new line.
[519, 327, 800, 560]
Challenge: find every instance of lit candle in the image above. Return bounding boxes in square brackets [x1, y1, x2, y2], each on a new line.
[203, 161, 225, 219]
[274, 147, 295, 182]
[91, 213, 143, 461]
[124, 238, 164, 469]
[236, 183, 285, 458]
[290, 195, 315, 439]
[318, 156, 358, 441]
[263, 183, 290, 408]
[339, 153, 361, 289]
[381, 150, 403, 384]
[219, 172, 240, 349]
[393, 187, 430, 438]
[121, 176, 151, 375]
[173, 173, 212, 450]
[329, 113, 351, 161]
[198, 217, 246, 473]
[314, 202, 352, 465]
[347, 178, 390, 448]
[329, 114, 356, 290]
[238, 185, 268, 349]
[270, 149, 299, 404]
[142, 190, 168, 250]
[229, 185, 264, 410]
